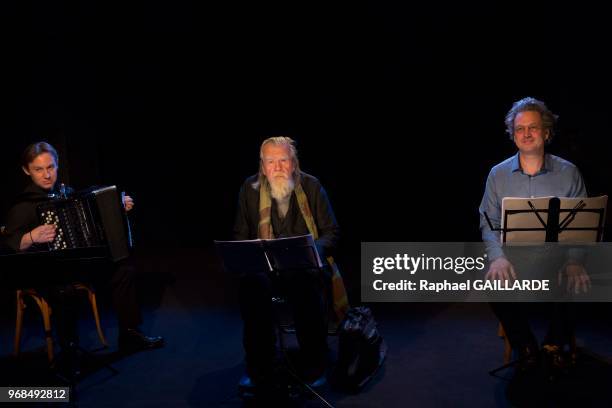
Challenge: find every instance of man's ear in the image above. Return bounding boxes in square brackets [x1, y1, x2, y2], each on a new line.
[22, 166, 30, 176]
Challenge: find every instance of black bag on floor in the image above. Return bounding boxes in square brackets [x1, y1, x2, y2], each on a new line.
[331, 306, 387, 392]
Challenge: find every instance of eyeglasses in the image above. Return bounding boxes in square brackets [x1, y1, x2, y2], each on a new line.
[514, 125, 543, 135]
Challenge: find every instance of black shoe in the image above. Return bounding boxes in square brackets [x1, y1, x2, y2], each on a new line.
[118, 329, 165, 351]
[238, 370, 276, 400]
[52, 342, 81, 382]
[516, 343, 539, 373]
[542, 343, 572, 379]
[238, 374, 258, 399]
[302, 361, 328, 389]
[306, 373, 327, 389]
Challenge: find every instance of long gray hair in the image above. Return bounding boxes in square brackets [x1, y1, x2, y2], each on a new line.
[252, 136, 301, 190]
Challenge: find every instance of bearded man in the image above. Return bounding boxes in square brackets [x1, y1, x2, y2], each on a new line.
[233, 136, 345, 392]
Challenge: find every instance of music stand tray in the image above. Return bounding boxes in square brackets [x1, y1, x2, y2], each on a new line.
[499, 195, 607, 243]
[214, 234, 322, 277]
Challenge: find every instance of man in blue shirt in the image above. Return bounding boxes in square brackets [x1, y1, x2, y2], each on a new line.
[479, 97, 589, 370]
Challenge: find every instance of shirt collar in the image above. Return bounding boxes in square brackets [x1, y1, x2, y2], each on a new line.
[510, 153, 521, 172]
[511, 152, 552, 175]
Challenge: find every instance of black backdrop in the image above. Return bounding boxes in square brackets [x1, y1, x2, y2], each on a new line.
[2, 2, 611, 251]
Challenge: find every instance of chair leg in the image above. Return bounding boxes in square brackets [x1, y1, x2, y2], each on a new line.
[89, 290, 108, 347]
[41, 302, 54, 363]
[498, 323, 512, 364]
[14, 290, 25, 356]
[31, 295, 54, 363]
[74, 284, 108, 347]
[569, 334, 578, 364]
[43, 302, 53, 362]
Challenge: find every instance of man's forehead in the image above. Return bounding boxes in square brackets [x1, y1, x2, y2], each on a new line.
[30, 153, 57, 166]
[515, 111, 542, 123]
[262, 144, 291, 158]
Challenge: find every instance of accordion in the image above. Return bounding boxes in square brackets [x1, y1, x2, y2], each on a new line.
[37, 185, 133, 262]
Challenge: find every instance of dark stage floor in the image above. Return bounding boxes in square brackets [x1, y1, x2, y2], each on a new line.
[1, 249, 612, 407]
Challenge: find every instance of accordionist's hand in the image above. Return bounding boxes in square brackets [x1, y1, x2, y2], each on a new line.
[31, 224, 57, 244]
[123, 195, 135, 212]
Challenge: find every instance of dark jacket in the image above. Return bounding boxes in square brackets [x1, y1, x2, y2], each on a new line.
[233, 172, 340, 259]
[3, 183, 72, 252]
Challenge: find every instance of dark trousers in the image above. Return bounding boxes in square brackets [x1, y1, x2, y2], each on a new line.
[239, 268, 328, 376]
[491, 302, 576, 350]
[97, 261, 142, 330]
[46, 285, 80, 349]
[491, 247, 577, 350]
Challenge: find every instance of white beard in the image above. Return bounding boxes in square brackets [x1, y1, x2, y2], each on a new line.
[269, 177, 295, 201]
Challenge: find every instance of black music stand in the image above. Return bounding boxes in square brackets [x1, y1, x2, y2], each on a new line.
[215, 234, 332, 406]
[215, 234, 322, 277]
[483, 196, 608, 244]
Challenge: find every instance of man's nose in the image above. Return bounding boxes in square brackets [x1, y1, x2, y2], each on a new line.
[274, 161, 283, 171]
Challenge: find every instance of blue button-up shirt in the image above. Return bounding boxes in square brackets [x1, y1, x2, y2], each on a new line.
[479, 153, 587, 260]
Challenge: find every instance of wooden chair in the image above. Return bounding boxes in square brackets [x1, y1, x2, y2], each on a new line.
[14, 283, 108, 362]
